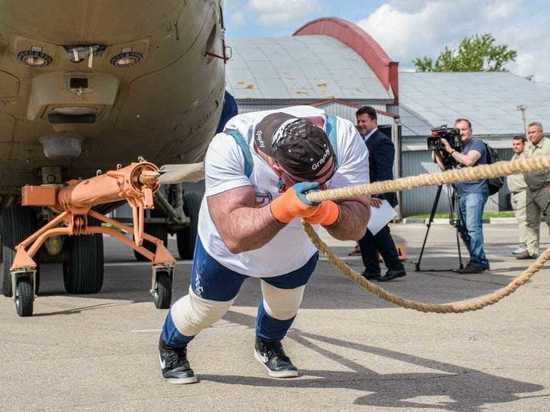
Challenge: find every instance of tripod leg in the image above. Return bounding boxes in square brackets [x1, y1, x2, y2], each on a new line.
[415, 185, 443, 271]
[453, 191, 464, 269]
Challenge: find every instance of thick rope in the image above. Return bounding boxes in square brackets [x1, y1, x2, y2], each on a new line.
[302, 155, 550, 314]
[306, 156, 550, 202]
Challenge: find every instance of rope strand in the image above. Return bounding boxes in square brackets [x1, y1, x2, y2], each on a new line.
[302, 155, 550, 314]
[306, 156, 550, 202]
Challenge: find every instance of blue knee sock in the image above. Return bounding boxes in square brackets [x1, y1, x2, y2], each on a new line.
[161, 311, 194, 348]
[256, 302, 295, 342]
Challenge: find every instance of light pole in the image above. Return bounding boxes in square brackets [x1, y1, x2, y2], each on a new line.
[517, 105, 528, 138]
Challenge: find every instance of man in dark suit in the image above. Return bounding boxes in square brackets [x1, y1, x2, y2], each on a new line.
[356, 106, 406, 282]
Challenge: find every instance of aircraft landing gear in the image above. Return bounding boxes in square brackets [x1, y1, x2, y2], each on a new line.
[177, 188, 203, 259]
[0, 206, 37, 298]
[151, 266, 173, 309]
[63, 234, 104, 294]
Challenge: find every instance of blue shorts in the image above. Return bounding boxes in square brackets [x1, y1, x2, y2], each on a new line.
[191, 237, 319, 301]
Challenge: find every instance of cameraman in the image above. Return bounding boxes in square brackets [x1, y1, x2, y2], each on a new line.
[433, 118, 490, 274]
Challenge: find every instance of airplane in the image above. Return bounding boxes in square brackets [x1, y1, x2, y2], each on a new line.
[0, 0, 228, 315]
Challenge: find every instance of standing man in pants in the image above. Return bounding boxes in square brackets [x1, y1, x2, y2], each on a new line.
[436, 118, 490, 273]
[507, 136, 528, 257]
[356, 106, 406, 282]
[522, 122, 550, 259]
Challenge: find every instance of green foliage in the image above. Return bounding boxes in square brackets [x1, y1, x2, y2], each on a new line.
[413, 34, 517, 72]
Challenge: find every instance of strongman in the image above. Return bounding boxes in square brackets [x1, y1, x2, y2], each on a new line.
[158, 106, 370, 383]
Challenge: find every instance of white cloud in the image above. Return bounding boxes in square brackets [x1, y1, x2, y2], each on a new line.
[247, 0, 319, 26]
[229, 10, 246, 28]
[357, 0, 550, 84]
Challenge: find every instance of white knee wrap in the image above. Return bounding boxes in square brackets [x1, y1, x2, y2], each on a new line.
[170, 288, 233, 337]
[261, 281, 305, 321]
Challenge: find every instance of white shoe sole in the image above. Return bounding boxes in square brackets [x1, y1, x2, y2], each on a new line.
[254, 350, 299, 378]
[166, 376, 199, 385]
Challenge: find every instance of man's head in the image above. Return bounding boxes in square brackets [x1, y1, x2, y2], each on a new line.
[512, 135, 526, 154]
[527, 121, 544, 145]
[454, 118, 473, 144]
[356, 106, 377, 136]
[253, 113, 336, 188]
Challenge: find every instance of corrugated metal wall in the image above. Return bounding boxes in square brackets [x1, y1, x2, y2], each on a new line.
[237, 101, 392, 124]
[235, 100, 515, 217]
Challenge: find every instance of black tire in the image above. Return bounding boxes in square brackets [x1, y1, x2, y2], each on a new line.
[15, 277, 34, 317]
[177, 191, 203, 260]
[63, 235, 104, 294]
[0, 207, 36, 297]
[1, 244, 15, 297]
[134, 224, 168, 262]
[153, 270, 172, 309]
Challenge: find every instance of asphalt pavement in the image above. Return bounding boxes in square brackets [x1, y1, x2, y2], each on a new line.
[1, 223, 549, 411]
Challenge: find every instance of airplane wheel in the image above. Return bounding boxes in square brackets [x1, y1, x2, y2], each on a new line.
[134, 224, 168, 262]
[153, 270, 172, 309]
[0, 206, 36, 297]
[177, 191, 202, 260]
[1, 244, 15, 297]
[63, 235, 104, 294]
[15, 277, 34, 317]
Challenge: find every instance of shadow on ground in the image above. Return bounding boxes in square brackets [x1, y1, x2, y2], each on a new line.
[27, 239, 543, 316]
[201, 311, 547, 412]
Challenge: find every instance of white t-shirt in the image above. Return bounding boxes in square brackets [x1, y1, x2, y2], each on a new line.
[197, 105, 369, 277]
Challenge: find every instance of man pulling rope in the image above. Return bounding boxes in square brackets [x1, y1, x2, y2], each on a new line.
[158, 106, 370, 384]
[158, 105, 550, 384]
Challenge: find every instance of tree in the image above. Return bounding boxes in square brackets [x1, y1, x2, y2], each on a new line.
[413, 34, 517, 72]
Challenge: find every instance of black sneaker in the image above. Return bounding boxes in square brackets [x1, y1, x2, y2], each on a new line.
[456, 262, 488, 274]
[254, 337, 298, 378]
[159, 338, 198, 384]
[379, 268, 407, 282]
[361, 271, 381, 281]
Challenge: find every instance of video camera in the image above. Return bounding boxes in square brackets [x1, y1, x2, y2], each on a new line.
[427, 126, 462, 152]
[427, 126, 462, 169]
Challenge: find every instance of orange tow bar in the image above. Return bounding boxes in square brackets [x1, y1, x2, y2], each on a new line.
[10, 160, 176, 315]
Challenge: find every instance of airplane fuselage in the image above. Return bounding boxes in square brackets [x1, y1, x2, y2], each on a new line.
[0, 0, 226, 195]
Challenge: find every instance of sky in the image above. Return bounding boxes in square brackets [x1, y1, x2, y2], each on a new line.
[224, 0, 550, 85]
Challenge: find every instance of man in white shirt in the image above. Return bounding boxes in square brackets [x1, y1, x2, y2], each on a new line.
[158, 106, 371, 384]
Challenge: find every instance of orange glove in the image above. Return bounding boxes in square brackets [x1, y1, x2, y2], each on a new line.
[270, 182, 320, 224]
[303, 200, 340, 226]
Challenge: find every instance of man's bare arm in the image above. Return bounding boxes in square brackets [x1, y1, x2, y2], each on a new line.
[325, 195, 370, 241]
[208, 186, 284, 254]
[432, 150, 446, 170]
[440, 138, 481, 166]
[451, 149, 481, 166]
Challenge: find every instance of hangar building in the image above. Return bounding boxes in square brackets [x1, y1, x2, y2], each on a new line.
[226, 17, 550, 216]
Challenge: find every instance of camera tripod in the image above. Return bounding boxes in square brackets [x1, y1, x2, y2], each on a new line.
[415, 184, 465, 272]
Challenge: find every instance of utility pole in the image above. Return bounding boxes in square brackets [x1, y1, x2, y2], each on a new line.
[517, 105, 528, 138]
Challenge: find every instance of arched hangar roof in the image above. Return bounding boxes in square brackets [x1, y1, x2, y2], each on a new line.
[226, 18, 398, 103]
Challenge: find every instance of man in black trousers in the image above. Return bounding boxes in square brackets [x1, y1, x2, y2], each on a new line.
[356, 106, 406, 282]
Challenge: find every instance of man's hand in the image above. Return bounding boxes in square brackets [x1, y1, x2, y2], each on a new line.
[303, 200, 340, 226]
[440, 138, 453, 153]
[370, 198, 383, 208]
[270, 182, 320, 224]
